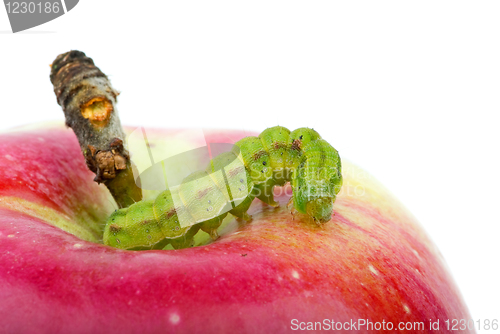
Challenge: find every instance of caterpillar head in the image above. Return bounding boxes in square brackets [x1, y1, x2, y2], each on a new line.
[306, 197, 334, 225]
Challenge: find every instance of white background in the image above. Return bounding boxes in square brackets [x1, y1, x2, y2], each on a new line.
[1, 1, 499, 327]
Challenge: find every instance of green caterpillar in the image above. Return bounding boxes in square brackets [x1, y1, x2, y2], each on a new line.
[103, 126, 342, 250]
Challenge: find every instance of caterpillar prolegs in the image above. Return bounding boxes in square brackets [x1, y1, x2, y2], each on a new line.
[103, 126, 343, 250]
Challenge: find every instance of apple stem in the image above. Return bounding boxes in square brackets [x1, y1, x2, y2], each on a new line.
[50, 50, 142, 208]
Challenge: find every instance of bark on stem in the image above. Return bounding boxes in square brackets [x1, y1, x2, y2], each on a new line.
[50, 50, 142, 208]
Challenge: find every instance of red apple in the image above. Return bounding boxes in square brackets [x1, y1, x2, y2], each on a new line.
[0, 123, 473, 333]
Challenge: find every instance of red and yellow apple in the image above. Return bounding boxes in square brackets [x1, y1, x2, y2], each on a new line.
[0, 124, 473, 333]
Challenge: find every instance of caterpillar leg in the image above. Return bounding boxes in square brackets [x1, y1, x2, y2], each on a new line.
[229, 193, 255, 222]
[312, 217, 322, 226]
[235, 212, 252, 222]
[257, 194, 279, 207]
[170, 224, 201, 249]
[286, 197, 297, 220]
[200, 213, 228, 241]
[254, 182, 279, 207]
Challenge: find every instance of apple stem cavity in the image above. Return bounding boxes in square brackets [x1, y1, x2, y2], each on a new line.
[50, 50, 142, 208]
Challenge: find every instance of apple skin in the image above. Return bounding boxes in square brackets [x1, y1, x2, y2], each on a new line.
[0, 124, 473, 334]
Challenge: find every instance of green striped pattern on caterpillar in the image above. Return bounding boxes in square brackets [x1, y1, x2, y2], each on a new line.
[103, 126, 342, 250]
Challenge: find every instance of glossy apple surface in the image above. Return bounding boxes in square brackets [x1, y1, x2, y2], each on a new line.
[0, 124, 473, 333]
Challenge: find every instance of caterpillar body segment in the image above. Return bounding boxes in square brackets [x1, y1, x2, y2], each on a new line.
[205, 151, 256, 221]
[258, 126, 290, 186]
[292, 139, 342, 224]
[287, 127, 322, 173]
[103, 126, 343, 250]
[231, 136, 276, 207]
[103, 188, 191, 249]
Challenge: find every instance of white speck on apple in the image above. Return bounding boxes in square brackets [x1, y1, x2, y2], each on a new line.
[170, 313, 180, 324]
[368, 264, 379, 276]
[291, 270, 300, 279]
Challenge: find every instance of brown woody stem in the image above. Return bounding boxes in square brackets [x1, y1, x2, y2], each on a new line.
[50, 50, 142, 208]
